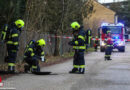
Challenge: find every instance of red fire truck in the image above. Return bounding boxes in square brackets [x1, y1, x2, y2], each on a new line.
[99, 23, 125, 52]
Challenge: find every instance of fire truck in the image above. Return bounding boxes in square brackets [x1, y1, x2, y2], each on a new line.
[99, 23, 125, 52]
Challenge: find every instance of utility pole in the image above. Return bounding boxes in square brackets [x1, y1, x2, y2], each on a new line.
[115, 15, 118, 24]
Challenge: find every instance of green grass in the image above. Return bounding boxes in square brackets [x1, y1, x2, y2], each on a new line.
[61, 52, 74, 58]
[87, 47, 95, 52]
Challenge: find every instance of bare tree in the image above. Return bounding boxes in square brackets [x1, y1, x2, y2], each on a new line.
[23, 0, 94, 56]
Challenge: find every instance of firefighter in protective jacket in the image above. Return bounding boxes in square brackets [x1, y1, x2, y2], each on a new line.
[24, 39, 46, 73]
[1, 19, 24, 73]
[85, 29, 92, 51]
[94, 36, 99, 52]
[68, 22, 86, 74]
[105, 31, 113, 60]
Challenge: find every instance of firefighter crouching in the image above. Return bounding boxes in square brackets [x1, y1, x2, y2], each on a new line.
[1, 19, 24, 73]
[94, 36, 99, 52]
[24, 39, 46, 73]
[105, 37, 113, 60]
[68, 22, 86, 74]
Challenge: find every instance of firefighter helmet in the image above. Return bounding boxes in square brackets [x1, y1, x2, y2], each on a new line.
[37, 39, 46, 46]
[15, 19, 25, 28]
[96, 36, 98, 38]
[107, 30, 111, 33]
[71, 22, 80, 30]
[108, 37, 112, 41]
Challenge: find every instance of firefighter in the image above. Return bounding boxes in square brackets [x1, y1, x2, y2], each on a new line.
[106, 30, 111, 38]
[1, 19, 24, 73]
[68, 22, 86, 74]
[105, 31, 113, 60]
[94, 36, 99, 52]
[85, 29, 92, 51]
[24, 39, 46, 73]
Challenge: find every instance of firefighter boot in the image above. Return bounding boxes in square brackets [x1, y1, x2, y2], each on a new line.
[8, 66, 15, 73]
[107, 57, 112, 60]
[104, 56, 107, 61]
[69, 68, 79, 74]
[31, 65, 38, 73]
[78, 68, 85, 74]
[31, 68, 37, 73]
[95, 46, 97, 52]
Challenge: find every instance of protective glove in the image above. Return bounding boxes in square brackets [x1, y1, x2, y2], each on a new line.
[41, 56, 45, 62]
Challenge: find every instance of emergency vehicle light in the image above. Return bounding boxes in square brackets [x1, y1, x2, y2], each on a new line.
[101, 22, 124, 27]
[101, 41, 105, 46]
[117, 23, 124, 27]
[117, 40, 124, 46]
[101, 23, 108, 26]
[114, 36, 119, 39]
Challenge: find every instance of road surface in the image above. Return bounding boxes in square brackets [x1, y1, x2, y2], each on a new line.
[1, 43, 130, 90]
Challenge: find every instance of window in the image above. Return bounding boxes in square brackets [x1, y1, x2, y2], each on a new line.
[102, 26, 122, 34]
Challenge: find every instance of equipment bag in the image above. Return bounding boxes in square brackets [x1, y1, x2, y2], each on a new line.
[1, 24, 8, 41]
[24, 40, 35, 53]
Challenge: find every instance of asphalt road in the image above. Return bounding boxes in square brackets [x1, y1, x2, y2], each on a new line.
[1, 43, 130, 90]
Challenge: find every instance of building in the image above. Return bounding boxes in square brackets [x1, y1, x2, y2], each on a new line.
[83, 0, 116, 35]
[98, 0, 127, 4]
[103, 1, 128, 9]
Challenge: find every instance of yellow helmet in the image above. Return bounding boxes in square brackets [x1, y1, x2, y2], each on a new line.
[96, 36, 98, 38]
[37, 39, 46, 46]
[71, 22, 80, 30]
[107, 30, 111, 33]
[15, 19, 25, 28]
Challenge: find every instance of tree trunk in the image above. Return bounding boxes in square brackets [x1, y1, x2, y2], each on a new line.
[54, 33, 60, 56]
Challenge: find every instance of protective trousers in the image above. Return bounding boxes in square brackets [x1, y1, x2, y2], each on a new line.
[7, 45, 17, 72]
[73, 51, 85, 73]
[24, 57, 40, 72]
[105, 46, 112, 60]
[94, 44, 98, 51]
[94, 40, 99, 51]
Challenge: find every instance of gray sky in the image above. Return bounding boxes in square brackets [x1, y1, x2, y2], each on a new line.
[98, 0, 126, 3]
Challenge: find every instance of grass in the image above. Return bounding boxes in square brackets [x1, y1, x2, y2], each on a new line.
[87, 47, 95, 52]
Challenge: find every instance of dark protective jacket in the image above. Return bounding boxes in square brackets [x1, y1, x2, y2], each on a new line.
[69, 27, 86, 52]
[24, 40, 44, 59]
[1, 23, 20, 50]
